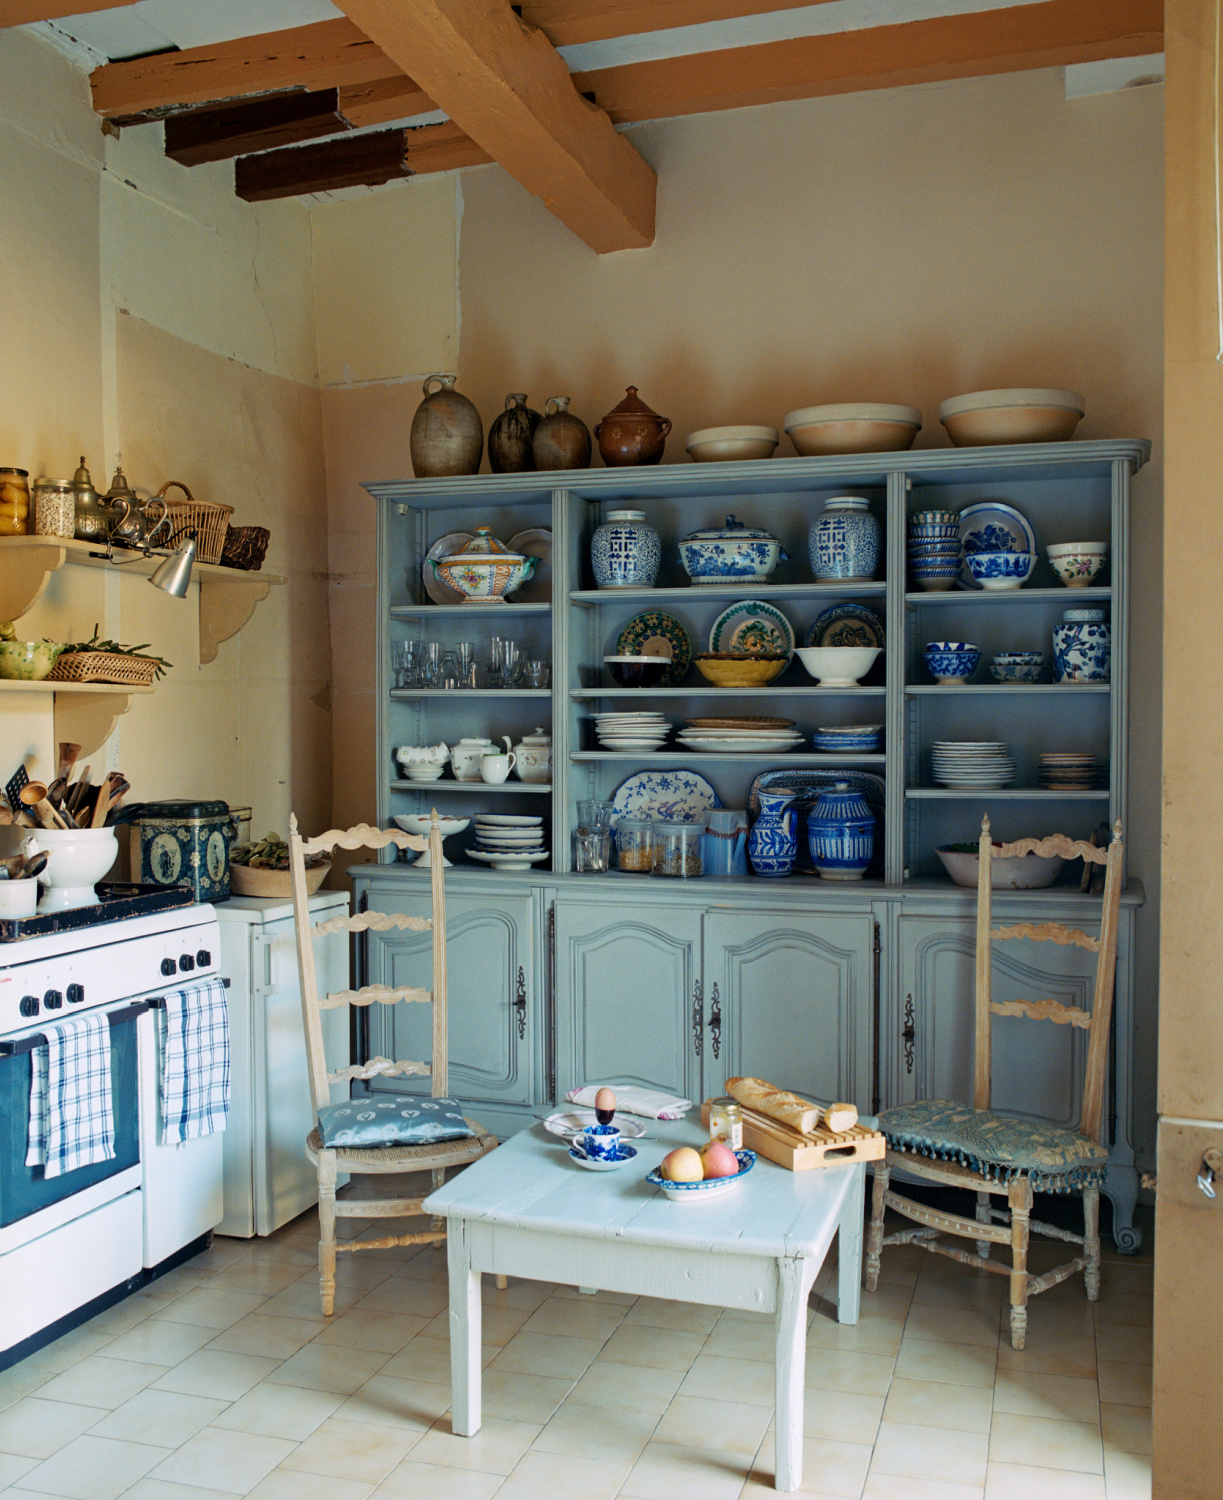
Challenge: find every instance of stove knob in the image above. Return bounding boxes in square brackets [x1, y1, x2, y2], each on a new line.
[66, 984, 84, 1004]
[43, 990, 63, 1010]
[161, 958, 177, 977]
[196, 949, 211, 968]
[19, 995, 39, 1017]
[178, 954, 195, 973]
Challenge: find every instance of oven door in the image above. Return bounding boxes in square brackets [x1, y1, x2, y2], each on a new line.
[0, 1002, 142, 1231]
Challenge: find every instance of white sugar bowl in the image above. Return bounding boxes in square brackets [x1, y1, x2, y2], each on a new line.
[393, 742, 450, 781]
[512, 728, 552, 784]
[450, 737, 496, 782]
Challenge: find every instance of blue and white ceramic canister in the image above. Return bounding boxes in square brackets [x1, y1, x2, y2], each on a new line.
[748, 790, 798, 877]
[806, 783, 875, 881]
[591, 509, 660, 588]
[809, 496, 880, 581]
[1052, 608, 1110, 683]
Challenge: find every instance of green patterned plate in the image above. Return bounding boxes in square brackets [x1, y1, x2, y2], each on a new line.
[616, 611, 692, 686]
[708, 599, 796, 658]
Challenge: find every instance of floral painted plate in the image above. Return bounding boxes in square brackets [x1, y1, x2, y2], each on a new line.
[747, 768, 885, 876]
[617, 611, 692, 686]
[957, 502, 1035, 589]
[508, 528, 553, 603]
[805, 603, 886, 650]
[422, 531, 473, 606]
[708, 600, 795, 658]
[610, 769, 723, 825]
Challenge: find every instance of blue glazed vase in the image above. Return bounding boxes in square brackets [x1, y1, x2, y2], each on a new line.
[809, 496, 880, 581]
[1052, 609, 1110, 683]
[591, 509, 661, 588]
[748, 790, 798, 877]
[807, 783, 876, 881]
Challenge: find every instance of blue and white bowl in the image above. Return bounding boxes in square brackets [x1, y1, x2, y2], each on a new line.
[646, 1149, 756, 1201]
[990, 652, 1045, 684]
[964, 550, 1035, 590]
[924, 641, 981, 683]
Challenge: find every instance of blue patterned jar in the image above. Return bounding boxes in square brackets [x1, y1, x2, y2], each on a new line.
[807, 783, 875, 881]
[809, 496, 880, 581]
[747, 790, 798, 877]
[1052, 608, 1110, 683]
[591, 509, 661, 588]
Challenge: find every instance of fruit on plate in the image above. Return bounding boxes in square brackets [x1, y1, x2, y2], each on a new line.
[699, 1139, 740, 1179]
[659, 1146, 704, 1183]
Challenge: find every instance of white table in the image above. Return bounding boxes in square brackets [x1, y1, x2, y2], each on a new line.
[423, 1119, 865, 1492]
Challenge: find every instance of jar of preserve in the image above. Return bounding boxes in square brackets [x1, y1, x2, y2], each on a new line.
[0, 468, 30, 536]
[32, 477, 76, 538]
[709, 1098, 744, 1151]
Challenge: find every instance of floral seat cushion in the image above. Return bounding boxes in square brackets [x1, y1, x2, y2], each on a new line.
[316, 1095, 474, 1148]
[877, 1100, 1109, 1193]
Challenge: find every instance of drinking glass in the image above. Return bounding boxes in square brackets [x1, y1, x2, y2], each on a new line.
[390, 641, 410, 689]
[500, 640, 522, 687]
[422, 641, 444, 688]
[524, 659, 550, 689]
[486, 638, 505, 688]
[454, 641, 476, 687]
[577, 799, 615, 833]
[440, 650, 461, 689]
[574, 829, 610, 873]
[401, 640, 421, 688]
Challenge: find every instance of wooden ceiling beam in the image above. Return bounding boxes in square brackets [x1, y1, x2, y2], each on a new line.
[518, 0, 837, 48]
[1, 0, 116, 24]
[164, 90, 349, 168]
[333, 0, 655, 252]
[337, 75, 440, 130]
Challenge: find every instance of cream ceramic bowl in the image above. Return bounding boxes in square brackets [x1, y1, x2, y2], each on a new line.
[939, 388, 1084, 446]
[1047, 541, 1107, 588]
[0, 640, 64, 681]
[685, 426, 779, 462]
[784, 404, 921, 456]
[936, 845, 1064, 889]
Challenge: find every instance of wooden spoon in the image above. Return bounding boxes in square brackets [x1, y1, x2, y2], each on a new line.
[20, 782, 69, 830]
[57, 742, 81, 782]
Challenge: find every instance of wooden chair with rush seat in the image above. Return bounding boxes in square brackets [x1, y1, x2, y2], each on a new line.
[863, 816, 1124, 1349]
[289, 811, 499, 1316]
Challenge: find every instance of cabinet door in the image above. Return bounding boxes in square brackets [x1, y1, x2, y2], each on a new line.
[703, 909, 875, 1112]
[553, 899, 702, 1103]
[365, 889, 536, 1106]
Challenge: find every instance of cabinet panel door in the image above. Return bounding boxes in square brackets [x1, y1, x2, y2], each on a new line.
[704, 910, 875, 1112]
[365, 890, 535, 1106]
[553, 900, 702, 1103]
[897, 916, 1091, 1128]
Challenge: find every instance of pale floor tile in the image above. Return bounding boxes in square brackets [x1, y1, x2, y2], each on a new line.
[257, 1281, 365, 1321]
[182, 1240, 252, 1273]
[497, 1448, 634, 1500]
[94, 1319, 217, 1368]
[807, 1311, 905, 1356]
[14, 1331, 118, 1379]
[1092, 1296, 1153, 1331]
[0, 1362, 55, 1410]
[119, 1482, 238, 1500]
[279, 1416, 422, 1483]
[368, 1456, 503, 1500]
[149, 1288, 270, 1331]
[910, 1275, 1004, 1310]
[11, 1433, 165, 1500]
[244, 1470, 373, 1500]
[408, 1415, 542, 1476]
[380, 1337, 494, 1386]
[995, 1334, 1096, 1381]
[989, 1412, 1104, 1474]
[211, 1382, 346, 1441]
[477, 1369, 574, 1424]
[87, 1390, 228, 1448]
[839, 1283, 913, 1321]
[486, 1330, 605, 1381]
[481, 1279, 556, 1313]
[798, 1387, 885, 1444]
[355, 1280, 449, 1319]
[567, 1359, 685, 1415]
[905, 1303, 1003, 1349]
[413, 1303, 531, 1347]
[31, 1356, 167, 1411]
[679, 1352, 777, 1408]
[983, 1460, 1106, 1498]
[621, 1298, 721, 1335]
[197, 1261, 307, 1299]
[79, 1301, 155, 1339]
[147, 1427, 296, 1494]
[0, 1397, 102, 1459]
[652, 1393, 772, 1458]
[893, 1337, 998, 1388]
[1093, 1324, 1152, 1366]
[206, 1312, 322, 1360]
[1095, 1362, 1151, 1409]
[332, 1374, 452, 1432]
[862, 1475, 986, 1499]
[519, 1296, 629, 1342]
[264, 1341, 392, 1395]
[700, 1317, 776, 1364]
[993, 1369, 1101, 1424]
[151, 1349, 282, 1402]
[620, 1439, 753, 1500]
[1100, 1403, 1151, 1456]
[872, 1419, 990, 1487]
[803, 1347, 896, 1397]
[139, 1267, 214, 1300]
[0, 1451, 38, 1486]
[1102, 1448, 1153, 1500]
[1020, 1299, 1099, 1342]
[326, 1256, 403, 1290]
[883, 1376, 994, 1433]
[749, 1435, 874, 1498]
[531, 1398, 658, 1461]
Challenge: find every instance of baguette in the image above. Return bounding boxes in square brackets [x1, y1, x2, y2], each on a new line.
[824, 1102, 859, 1134]
[725, 1077, 821, 1134]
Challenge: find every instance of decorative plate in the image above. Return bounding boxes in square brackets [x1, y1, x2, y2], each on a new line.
[508, 528, 553, 603]
[617, 611, 692, 686]
[542, 1111, 649, 1141]
[646, 1149, 756, 1201]
[422, 531, 473, 606]
[610, 769, 723, 825]
[957, 502, 1036, 589]
[747, 768, 886, 876]
[569, 1143, 639, 1172]
[474, 814, 543, 826]
[805, 603, 886, 650]
[708, 600, 795, 658]
[685, 717, 796, 729]
[467, 849, 550, 868]
[677, 734, 803, 754]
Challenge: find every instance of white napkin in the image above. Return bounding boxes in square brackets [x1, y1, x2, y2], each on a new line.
[566, 1085, 692, 1120]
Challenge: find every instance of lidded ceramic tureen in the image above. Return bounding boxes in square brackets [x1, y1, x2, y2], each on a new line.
[430, 527, 538, 603]
[678, 515, 788, 584]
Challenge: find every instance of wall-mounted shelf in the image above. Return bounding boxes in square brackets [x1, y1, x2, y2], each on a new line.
[0, 678, 153, 756]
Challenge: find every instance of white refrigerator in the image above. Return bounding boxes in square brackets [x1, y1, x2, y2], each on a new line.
[214, 891, 350, 1237]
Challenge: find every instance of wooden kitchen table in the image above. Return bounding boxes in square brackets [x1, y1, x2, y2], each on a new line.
[423, 1119, 865, 1492]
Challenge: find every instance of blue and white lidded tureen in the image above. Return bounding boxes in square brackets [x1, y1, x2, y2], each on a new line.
[679, 515, 787, 584]
[1053, 608, 1110, 683]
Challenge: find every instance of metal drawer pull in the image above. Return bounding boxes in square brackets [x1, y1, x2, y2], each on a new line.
[514, 967, 526, 1039]
[709, 983, 722, 1060]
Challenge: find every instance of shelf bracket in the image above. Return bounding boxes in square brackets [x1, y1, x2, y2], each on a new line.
[53, 691, 136, 757]
[198, 572, 273, 664]
[0, 541, 68, 620]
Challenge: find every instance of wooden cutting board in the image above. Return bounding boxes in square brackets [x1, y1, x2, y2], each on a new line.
[702, 1100, 886, 1172]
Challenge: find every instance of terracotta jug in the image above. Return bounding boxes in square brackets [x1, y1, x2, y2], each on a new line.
[595, 386, 671, 467]
[532, 396, 592, 471]
[410, 374, 483, 478]
[487, 393, 540, 473]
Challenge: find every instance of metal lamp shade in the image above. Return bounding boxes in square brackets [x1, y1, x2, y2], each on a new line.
[149, 535, 196, 598]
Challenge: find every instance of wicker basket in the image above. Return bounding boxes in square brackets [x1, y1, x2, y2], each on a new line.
[153, 480, 232, 565]
[229, 860, 330, 897]
[220, 525, 270, 571]
[49, 651, 159, 687]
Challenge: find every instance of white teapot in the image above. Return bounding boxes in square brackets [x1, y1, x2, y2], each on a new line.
[512, 728, 552, 784]
[450, 737, 496, 782]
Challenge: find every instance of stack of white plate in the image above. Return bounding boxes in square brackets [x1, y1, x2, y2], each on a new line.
[469, 815, 548, 868]
[593, 712, 671, 751]
[1039, 752, 1103, 790]
[677, 724, 805, 754]
[930, 741, 1016, 789]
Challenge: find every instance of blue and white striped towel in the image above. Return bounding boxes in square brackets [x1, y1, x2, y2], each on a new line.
[159, 978, 230, 1143]
[26, 1013, 116, 1179]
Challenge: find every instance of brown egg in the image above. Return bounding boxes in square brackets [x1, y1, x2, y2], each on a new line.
[595, 1087, 616, 1112]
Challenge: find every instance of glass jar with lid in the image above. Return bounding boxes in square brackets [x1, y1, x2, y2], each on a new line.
[33, 477, 76, 539]
[0, 468, 30, 536]
[651, 821, 703, 878]
[615, 818, 653, 872]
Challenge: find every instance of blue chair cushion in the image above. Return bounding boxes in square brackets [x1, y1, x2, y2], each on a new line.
[878, 1100, 1109, 1193]
[317, 1095, 474, 1148]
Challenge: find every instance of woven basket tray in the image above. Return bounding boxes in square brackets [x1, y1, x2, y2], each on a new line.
[154, 480, 232, 565]
[49, 651, 159, 687]
[220, 525, 270, 571]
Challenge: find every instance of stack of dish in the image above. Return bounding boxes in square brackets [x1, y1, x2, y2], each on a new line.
[677, 719, 804, 754]
[1039, 753, 1104, 790]
[812, 724, 883, 753]
[931, 741, 1017, 789]
[469, 815, 548, 868]
[907, 510, 962, 591]
[594, 712, 671, 750]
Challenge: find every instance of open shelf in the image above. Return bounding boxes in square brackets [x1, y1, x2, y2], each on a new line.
[570, 581, 889, 607]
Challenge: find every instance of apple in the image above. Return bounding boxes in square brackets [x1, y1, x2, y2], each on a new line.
[659, 1146, 704, 1183]
[699, 1139, 740, 1180]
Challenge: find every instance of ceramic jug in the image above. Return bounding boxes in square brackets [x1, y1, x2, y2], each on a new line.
[747, 790, 798, 877]
[410, 374, 483, 478]
[807, 783, 875, 880]
[595, 387, 671, 467]
[704, 809, 749, 877]
[532, 397, 591, 470]
[488, 393, 540, 473]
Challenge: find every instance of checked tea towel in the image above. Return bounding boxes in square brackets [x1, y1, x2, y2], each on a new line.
[26, 1013, 116, 1179]
[160, 977, 230, 1143]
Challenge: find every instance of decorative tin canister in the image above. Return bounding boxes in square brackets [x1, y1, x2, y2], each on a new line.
[747, 789, 798, 877]
[807, 783, 875, 881]
[1052, 608, 1110, 683]
[809, 496, 880, 581]
[135, 799, 232, 903]
[591, 509, 660, 588]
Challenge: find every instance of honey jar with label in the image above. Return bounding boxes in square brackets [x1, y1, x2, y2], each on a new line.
[709, 1097, 744, 1151]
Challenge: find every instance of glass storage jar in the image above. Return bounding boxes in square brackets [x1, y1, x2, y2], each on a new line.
[0, 468, 30, 535]
[651, 821, 703, 878]
[709, 1098, 744, 1150]
[615, 818, 653, 872]
[32, 477, 75, 538]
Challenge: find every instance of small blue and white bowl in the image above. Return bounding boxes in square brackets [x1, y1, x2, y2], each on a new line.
[924, 641, 981, 684]
[646, 1149, 756, 1201]
[990, 652, 1045, 684]
[964, 550, 1035, 590]
[813, 724, 884, 752]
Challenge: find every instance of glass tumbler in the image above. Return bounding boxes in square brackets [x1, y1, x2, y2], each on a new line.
[524, 659, 550, 689]
[500, 640, 522, 686]
[574, 829, 610, 873]
[454, 641, 476, 687]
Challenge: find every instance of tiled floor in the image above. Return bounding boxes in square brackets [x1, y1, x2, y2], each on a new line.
[0, 1199, 1153, 1500]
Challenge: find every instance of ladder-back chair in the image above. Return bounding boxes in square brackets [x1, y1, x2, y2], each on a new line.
[864, 816, 1124, 1348]
[289, 812, 498, 1315]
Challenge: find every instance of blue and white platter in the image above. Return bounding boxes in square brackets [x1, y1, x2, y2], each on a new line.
[646, 1149, 756, 1201]
[610, 769, 723, 825]
[708, 600, 795, 658]
[569, 1143, 639, 1172]
[805, 603, 885, 650]
[957, 502, 1035, 589]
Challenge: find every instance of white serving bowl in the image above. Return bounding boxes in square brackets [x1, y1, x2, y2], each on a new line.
[391, 813, 469, 867]
[685, 426, 779, 462]
[31, 827, 119, 911]
[939, 388, 1084, 446]
[936, 844, 1065, 889]
[794, 645, 881, 686]
[784, 403, 921, 456]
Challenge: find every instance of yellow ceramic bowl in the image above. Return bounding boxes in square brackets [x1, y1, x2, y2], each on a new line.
[0, 640, 64, 681]
[693, 653, 788, 687]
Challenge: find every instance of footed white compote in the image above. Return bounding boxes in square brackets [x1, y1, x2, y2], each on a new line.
[391, 813, 469, 867]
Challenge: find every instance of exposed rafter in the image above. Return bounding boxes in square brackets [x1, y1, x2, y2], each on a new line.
[517, 0, 835, 47]
[164, 90, 349, 168]
[0, 0, 114, 23]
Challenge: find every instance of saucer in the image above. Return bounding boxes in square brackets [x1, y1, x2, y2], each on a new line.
[569, 1143, 638, 1171]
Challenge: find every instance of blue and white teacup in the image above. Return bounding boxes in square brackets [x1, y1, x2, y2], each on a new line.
[572, 1124, 621, 1162]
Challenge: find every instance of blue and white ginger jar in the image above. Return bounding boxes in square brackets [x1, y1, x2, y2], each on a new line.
[809, 496, 880, 581]
[1053, 608, 1110, 683]
[591, 509, 660, 588]
[807, 783, 875, 881]
[748, 790, 798, 877]
[678, 515, 787, 585]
